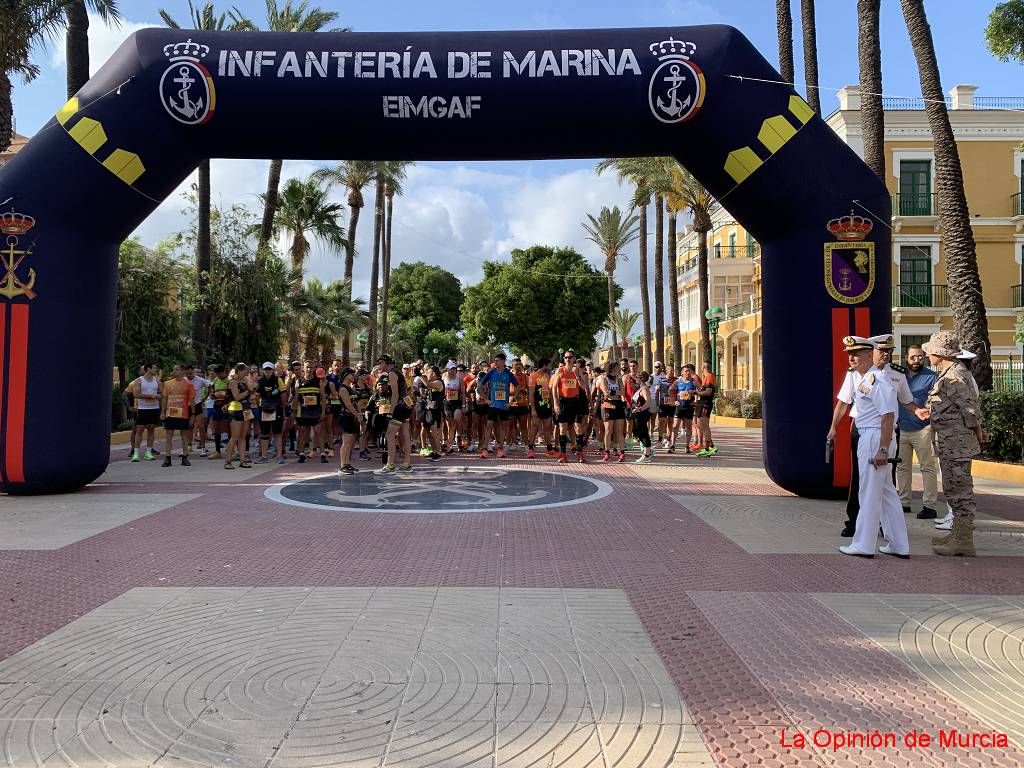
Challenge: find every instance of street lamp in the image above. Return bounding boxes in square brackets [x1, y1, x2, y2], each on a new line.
[432, 347, 439, 366]
[705, 306, 725, 377]
[356, 331, 368, 363]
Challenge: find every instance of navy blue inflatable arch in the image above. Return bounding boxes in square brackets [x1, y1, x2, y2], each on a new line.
[0, 25, 889, 496]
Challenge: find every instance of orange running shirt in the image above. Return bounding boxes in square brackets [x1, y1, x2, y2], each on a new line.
[164, 379, 195, 419]
[512, 372, 530, 405]
[556, 366, 580, 398]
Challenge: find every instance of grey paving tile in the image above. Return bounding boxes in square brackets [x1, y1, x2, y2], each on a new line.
[496, 722, 603, 767]
[386, 718, 495, 766]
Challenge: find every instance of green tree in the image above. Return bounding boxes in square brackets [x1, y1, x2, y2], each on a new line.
[581, 206, 640, 362]
[986, 0, 1024, 61]
[2, 1, 69, 152]
[902, 0, 993, 389]
[422, 328, 460, 363]
[386, 261, 463, 347]
[114, 237, 193, 386]
[462, 245, 616, 361]
[64, 0, 121, 98]
[270, 175, 347, 360]
[294, 277, 366, 363]
[606, 308, 641, 355]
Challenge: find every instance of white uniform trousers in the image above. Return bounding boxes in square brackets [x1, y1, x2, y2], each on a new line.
[852, 427, 910, 555]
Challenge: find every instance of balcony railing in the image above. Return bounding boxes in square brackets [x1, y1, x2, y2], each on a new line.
[712, 243, 760, 259]
[724, 297, 761, 320]
[892, 192, 937, 216]
[881, 96, 951, 110]
[974, 96, 1024, 109]
[893, 284, 949, 308]
[1013, 284, 1023, 308]
[1013, 192, 1022, 217]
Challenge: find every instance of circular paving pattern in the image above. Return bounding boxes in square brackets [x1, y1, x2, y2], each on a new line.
[265, 466, 613, 513]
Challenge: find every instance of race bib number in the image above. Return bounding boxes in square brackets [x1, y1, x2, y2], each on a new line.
[261, 409, 276, 421]
[166, 406, 184, 419]
[302, 395, 318, 407]
[403, 395, 414, 407]
[446, 390, 460, 401]
[379, 403, 393, 415]
[243, 409, 254, 422]
[495, 390, 506, 401]
[213, 390, 227, 401]
[678, 391, 691, 401]
[564, 380, 577, 392]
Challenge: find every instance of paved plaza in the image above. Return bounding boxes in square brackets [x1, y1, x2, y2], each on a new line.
[0, 426, 1021, 767]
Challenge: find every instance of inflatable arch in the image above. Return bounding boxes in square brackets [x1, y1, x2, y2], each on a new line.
[0, 26, 889, 497]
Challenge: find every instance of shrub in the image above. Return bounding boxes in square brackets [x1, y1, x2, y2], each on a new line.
[741, 391, 762, 420]
[980, 390, 1024, 463]
[714, 391, 743, 418]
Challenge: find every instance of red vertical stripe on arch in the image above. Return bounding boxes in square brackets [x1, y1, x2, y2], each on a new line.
[854, 307, 871, 339]
[0, 306, 6, 484]
[5, 305, 29, 483]
[831, 308, 852, 488]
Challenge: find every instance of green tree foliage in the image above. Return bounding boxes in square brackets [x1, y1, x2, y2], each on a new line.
[387, 261, 463, 346]
[114, 238, 193, 384]
[422, 329, 460, 362]
[980, 391, 1024, 463]
[462, 246, 617, 361]
[985, 0, 1024, 62]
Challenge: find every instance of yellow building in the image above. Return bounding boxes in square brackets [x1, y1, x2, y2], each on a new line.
[641, 84, 1024, 393]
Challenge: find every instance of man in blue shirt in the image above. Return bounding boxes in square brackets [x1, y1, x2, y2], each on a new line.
[896, 344, 940, 519]
[479, 352, 516, 458]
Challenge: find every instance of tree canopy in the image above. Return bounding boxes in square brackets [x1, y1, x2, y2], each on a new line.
[986, 0, 1024, 62]
[461, 245, 618, 361]
[387, 261, 463, 336]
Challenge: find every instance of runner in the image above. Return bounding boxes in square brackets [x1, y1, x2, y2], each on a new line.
[421, 366, 444, 461]
[598, 361, 627, 462]
[442, 362, 465, 453]
[160, 364, 194, 466]
[651, 362, 671, 445]
[255, 361, 288, 464]
[337, 367, 362, 474]
[590, 365, 606, 451]
[325, 359, 343, 458]
[528, 358, 558, 458]
[294, 361, 328, 464]
[694, 362, 718, 456]
[185, 365, 210, 457]
[508, 357, 531, 453]
[224, 362, 253, 469]
[574, 358, 593, 458]
[669, 364, 697, 454]
[631, 372, 655, 463]
[623, 360, 639, 447]
[470, 360, 491, 451]
[479, 353, 515, 458]
[207, 365, 230, 459]
[354, 363, 374, 461]
[549, 350, 586, 463]
[377, 355, 414, 473]
[129, 363, 161, 461]
[368, 372, 393, 465]
[283, 360, 301, 454]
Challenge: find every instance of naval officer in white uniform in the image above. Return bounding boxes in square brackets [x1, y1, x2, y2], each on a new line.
[838, 336, 911, 559]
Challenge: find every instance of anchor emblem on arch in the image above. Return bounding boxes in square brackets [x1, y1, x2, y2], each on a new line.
[159, 38, 216, 125]
[0, 210, 38, 300]
[648, 37, 705, 124]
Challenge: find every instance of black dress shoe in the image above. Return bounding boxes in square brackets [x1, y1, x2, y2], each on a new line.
[917, 507, 938, 519]
[840, 526, 855, 537]
[902, 506, 912, 514]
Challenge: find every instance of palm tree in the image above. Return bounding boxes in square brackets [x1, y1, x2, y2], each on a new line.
[857, 0, 884, 180]
[366, 172, 385, 361]
[311, 160, 374, 363]
[271, 175, 347, 360]
[581, 206, 640, 363]
[776, 0, 794, 84]
[664, 194, 683, 368]
[2, 1, 68, 152]
[379, 161, 413, 357]
[64, 0, 121, 98]
[159, 1, 238, 364]
[608, 309, 641, 348]
[386, 321, 417, 363]
[294, 277, 366, 363]
[801, 0, 821, 115]
[235, 1, 347, 251]
[901, 0, 992, 388]
[595, 157, 658, 371]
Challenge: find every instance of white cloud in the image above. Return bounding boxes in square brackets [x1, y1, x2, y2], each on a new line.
[50, 13, 157, 77]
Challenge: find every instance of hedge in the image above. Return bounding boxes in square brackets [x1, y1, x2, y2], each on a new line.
[980, 390, 1024, 464]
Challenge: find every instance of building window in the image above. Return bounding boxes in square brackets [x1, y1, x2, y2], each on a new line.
[900, 334, 929, 364]
[898, 160, 932, 215]
[746, 236, 757, 258]
[728, 231, 736, 256]
[898, 245, 932, 307]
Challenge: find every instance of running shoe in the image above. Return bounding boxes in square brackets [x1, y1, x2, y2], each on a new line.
[617, 452, 626, 463]
[341, 464, 356, 475]
[601, 452, 611, 463]
[377, 464, 397, 474]
[151, 448, 160, 456]
[277, 457, 287, 464]
[695, 448, 710, 457]
[298, 453, 307, 463]
[666, 446, 675, 454]
[130, 450, 140, 462]
[496, 448, 505, 459]
[181, 455, 191, 466]
[634, 454, 649, 464]
[480, 450, 489, 459]
[199, 449, 208, 457]
[557, 454, 568, 464]
[526, 448, 535, 459]
[545, 449, 560, 459]
[254, 456, 269, 464]
[427, 453, 441, 462]
[359, 450, 371, 461]
[577, 453, 587, 464]
[161, 456, 172, 467]
[705, 446, 718, 456]
[399, 464, 413, 473]
[320, 454, 329, 464]
[144, 450, 155, 461]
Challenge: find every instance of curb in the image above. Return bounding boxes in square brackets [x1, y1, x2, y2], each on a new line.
[971, 459, 1024, 483]
[710, 415, 763, 428]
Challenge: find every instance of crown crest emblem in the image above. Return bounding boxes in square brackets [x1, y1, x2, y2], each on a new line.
[0, 212, 35, 236]
[827, 210, 873, 240]
[163, 38, 210, 61]
[649, 37, 696, 59]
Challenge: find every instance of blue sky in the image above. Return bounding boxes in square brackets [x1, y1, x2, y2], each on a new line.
[11, 0, 1021, 319]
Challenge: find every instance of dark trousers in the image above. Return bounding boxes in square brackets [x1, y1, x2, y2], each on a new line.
[845, 422, 860, 528]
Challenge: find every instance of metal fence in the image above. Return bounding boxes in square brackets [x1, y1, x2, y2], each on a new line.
[993, 360, 1024, 392]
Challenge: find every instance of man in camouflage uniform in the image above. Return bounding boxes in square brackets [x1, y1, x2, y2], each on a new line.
[916, 331, 986, 556]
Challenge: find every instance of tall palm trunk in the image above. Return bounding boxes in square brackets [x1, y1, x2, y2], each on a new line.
[341, 191, 362, 365]
[801, 0, 821, 115]
[380, 186, 394, 357]
[694, 212, 712, 367]
[857, 0, 884, 181]
[776, 0, 794, 83]
[637, 196, 653, 371]
[366, 177, 384, 362]
[667, 209, 682, 369]
[65, 0, 90, 97]
[258, 159, 283, 250]
[901, 0, 992, 388]
[606, 274, 618, 362]
[653, 193, 666, 366]
[287, 232, 306, 362]
[192, 159, 212, 366]
[0, 71, 12, 153]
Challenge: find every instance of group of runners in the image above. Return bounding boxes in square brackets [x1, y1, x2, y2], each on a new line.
[121, 350, 719, 473]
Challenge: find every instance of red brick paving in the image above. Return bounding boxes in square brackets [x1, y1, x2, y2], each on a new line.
[1, 428, 1022, 767]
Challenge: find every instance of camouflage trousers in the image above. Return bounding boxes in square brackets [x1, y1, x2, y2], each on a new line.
[938, 456, 976, 523]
